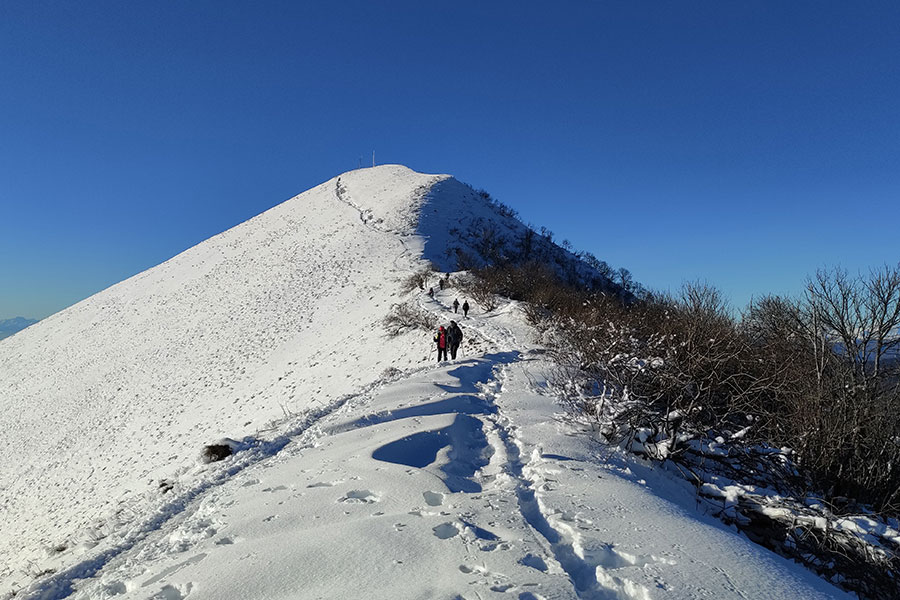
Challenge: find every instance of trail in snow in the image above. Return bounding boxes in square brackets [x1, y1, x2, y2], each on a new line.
[436, 296, 648, 600]
[20, 365, 430, 600]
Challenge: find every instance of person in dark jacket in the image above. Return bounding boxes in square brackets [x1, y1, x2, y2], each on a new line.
[462, 300, 470, 318]
[434, 326, 448, 361]
[427, 287, 434, 298]
[447, 321, 463, 360]
[452, 298, 460, 313]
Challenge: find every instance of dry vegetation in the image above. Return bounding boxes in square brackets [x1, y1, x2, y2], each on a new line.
[382, 301, 438, 337]
[467, 260, 900, 598]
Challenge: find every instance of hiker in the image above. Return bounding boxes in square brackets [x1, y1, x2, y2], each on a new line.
[452, 298, 460, 313]
[434, 326, 448, 361]
[462, 300, 470, 317]
[439, 278, 445, 290]
[447, 320, 463, 360]
[427, 287, 434, 298]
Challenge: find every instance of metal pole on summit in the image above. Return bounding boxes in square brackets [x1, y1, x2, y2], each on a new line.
[372, 150, 375, 167]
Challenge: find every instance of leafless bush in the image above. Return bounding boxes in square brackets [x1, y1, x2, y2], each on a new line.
[525, 266, 900, 597]
[546, 283, 760, 456]
[547, 266, 900, 513]
[454, 273, 498, 312]
[744, 265, 900, 511]
[401, 266, 433, 294]
[382, 302, 437, 337]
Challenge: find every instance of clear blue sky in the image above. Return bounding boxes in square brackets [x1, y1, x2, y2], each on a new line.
[2, 1, 899, 319]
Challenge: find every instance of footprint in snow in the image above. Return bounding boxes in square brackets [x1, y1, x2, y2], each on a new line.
[149, 583, 193, 600]
[101, 581, 126, 595]
[519, 554, 548, 572]
[339, 490, 379, 504]
[433, 522, 459, 539]
[307, 479, 342, 488]
[423, 491, 444, 506]
[262, 485, 288, 493]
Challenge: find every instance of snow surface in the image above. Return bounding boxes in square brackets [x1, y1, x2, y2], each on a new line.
[1, 165, 851, 599]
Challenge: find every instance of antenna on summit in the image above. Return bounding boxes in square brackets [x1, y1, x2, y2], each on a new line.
[372, 150, 375, 167]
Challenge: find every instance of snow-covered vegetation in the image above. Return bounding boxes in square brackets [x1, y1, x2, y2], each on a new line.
[514, 267, 900, 597]
[0, 165, 880, 599]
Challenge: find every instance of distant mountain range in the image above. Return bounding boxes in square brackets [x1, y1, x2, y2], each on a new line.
[0, 317, 38, 340]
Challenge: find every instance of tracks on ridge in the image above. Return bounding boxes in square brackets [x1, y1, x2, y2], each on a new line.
[423, 301, 645, 600]
[17, 373, 410, 600]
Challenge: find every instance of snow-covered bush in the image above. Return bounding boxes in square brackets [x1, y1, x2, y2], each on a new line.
[534, 271, 900, 599]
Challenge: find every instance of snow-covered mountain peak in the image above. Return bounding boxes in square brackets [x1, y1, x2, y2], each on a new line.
[0, 165, 452, 591]
[1, 166, 850, 600]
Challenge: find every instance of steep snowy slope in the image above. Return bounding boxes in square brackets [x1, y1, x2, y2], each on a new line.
[0, 165, 449, 593]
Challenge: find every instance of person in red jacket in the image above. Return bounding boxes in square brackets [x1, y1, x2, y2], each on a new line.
[434, 326, 448, 362]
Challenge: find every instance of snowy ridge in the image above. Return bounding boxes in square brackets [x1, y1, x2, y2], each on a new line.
[2, 166, 850, 599]
[0, 165, 442, 592]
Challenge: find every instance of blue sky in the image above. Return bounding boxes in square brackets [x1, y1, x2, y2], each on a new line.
[2, 1, 898, 319]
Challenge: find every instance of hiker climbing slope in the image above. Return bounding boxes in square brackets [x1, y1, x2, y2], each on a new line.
[434, 325, 448, 362]
[447, 320, 463, 360]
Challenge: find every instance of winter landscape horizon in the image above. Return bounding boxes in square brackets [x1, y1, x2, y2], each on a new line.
[4, 3, 900, 599]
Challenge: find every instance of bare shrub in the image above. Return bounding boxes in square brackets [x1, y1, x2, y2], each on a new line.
[547, 283, 761, 454]
[520, 264, 900, 597]
[401, 267, 433, 294]
[454, 273, 498, 312]
[745, 265, 900, 510]
[383, 302, 437, 337]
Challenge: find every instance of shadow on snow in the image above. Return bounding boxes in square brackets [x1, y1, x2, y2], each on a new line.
[369, 352, 520, 493]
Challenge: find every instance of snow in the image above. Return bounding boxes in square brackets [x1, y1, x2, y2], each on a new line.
[0, 165, 852, 599]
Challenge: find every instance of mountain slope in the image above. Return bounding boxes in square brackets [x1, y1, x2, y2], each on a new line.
[0, 165, 448, 591]
[14, 292, 849, 600]
[2, 165, 850, 599]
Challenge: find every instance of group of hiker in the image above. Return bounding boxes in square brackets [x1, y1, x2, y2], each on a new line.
[424, 275, 472, 362]
[451, 297, 469, 316]
[426, 289, 469, 317]
[434, 320, 463, 362]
